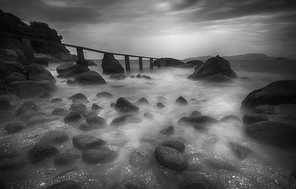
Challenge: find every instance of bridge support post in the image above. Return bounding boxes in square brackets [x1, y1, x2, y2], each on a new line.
[125, 55, 130, 72]
[158, 60, 161, 68]
[150, 58, 154, 69]
[139, 57, 143, 71]
[21, 38, 36, 65]
[76, 47, 87, 67]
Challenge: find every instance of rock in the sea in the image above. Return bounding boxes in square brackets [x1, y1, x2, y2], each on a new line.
[82, 147, 118, 164]
[116, 179, 146, 189]
[51, 98, 63, 103]
[26, 64, 56, 84]
[178, 116, 218, 131]
[229, 142, 253, 160]
[68, 93, 88, 102]
[178, 174, 215, 189]
[102, 53, 124, 74]
[161, 141, 185, 152]
[219, 115, 242, 122]
[4, 122, 25, 133]
[186, 60, 204, 67]
[67, 79, 77, 86]
[144, 112, 154, 120]
[79, 123, 92, 131]
[45, 180, 80, 189]
[86, 115, 106, 128]
[245, 121, 296, 147]
[54, 153, 80, 165]
[51, 108, 68, 116]
[0, 99, 11, 110]
[109, 74, 127, 80]
[56, 62, 90, 78]
[154, 58, 185, 67]
[74, 71, 106, 85]
[28, 143, 59, 163]
[69, 101, 87, 114]
[15, 101, 38, 116]
[189, 111, 202, 118]
[40, 131, 69, 144]
[175, 96, 188, 105]
[73, 135, 106, 150]
[64, 112, 81, 123]
[241, 80, 296, 112]
[26, 115, 59, 127]
[159, 126, 174, 136]
[188, 55, 237, 82]
[154, 146, 188, 171]
[91, 103, 102, 111]
[115, 97, 139, 113]
[129, 146, 153, 170]
[110, 114, 141, 126]
[157, 102, 165, 109]
[135, 98, 150, 105]
[96, 91, 113, 98]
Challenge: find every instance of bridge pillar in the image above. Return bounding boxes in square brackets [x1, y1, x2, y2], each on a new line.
[125, 55, 130, 72]
[150, 58, 153, 69]
[21, 38, 36, 65]
[139, 57, 143, 71]
[76, 47, 88, 67]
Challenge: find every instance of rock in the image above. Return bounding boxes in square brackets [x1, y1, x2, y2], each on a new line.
[91, 103, 102, 111]
[96, 91, 113, 98]
[69, 101, 87, 114]
[178, 116, 218, 131]
[144, 112, 154, 120]
[186, 60, 204, 67]
[68, 93, 88, 102]
[243, 113, 268, 124]
[0, 62, 24, 75]
[154, 146, 188, 171]
[157, 102, 165, 109]
[189, 111, 202, 118]
[154, 58, 185, 67]
[26, 64, 56, 84]
[245, 121, 296, 147]
[79, 123, 92, 131]
[102, 53, 124, 74]
[142, 75, 152, 80]
[116, 179, 146, 189]
[51, 108, 68, 116]
[176, 64, 194, 68]
[4, 123, 25, 133]
[0, 159, 26, 171]
[15, 101, 38, 116]
[0, 110, 22, 128]
[175, 96, 188, 105]
[203, 156, 237, 171]
[115, 97, 139, 113]
[241, 80, 296, 112]
[40, 131, 69, 144]
[159, 126, 174, 136]
[110, 103, 116, 108]
[86, 115, 106, 128]
[51, 98, 63, 103]
[26, 115, 60, 127]
[229, 142, 253, 160]
[136, 74, 142, 78]
[64, 112, 81, 123]
[178, 174, 215, 189]
[5, 72, 27, 83]
[161, 141, 185, 152]
[0, 99, 11, 110]
[45, 180, 80, 189]
[188, 55, 238, 82]
[57, 62, 90, 78]
[82, 147, 118, 164]
[28, 143, 59, 163]
[110, 114, 141, 126]
[256, 104, 296, 116]
[135, 98, 150, 105]
[67, 79, 77, 86]
[129, 146, 153, 170]
[73, 135, 106, 150]
[54, 153, 80, 165]
[74, 71, 106, 85]
[219, 115, 241, 122]
[35, 56, 49, 66]
[109, 74, 127, 80]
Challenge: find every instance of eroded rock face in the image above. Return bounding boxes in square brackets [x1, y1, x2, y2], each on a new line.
[102, 53, 124, 74]
[74, 71, 106, 85]
[188, 55, 237, 82]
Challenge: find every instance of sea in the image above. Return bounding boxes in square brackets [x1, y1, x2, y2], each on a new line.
[1, 59, 296, 188]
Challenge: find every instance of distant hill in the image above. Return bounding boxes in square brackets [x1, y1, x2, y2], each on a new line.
[184, 53, 294, 62]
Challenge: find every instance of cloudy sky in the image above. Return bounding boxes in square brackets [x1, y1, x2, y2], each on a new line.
[1, 0, 296, 59]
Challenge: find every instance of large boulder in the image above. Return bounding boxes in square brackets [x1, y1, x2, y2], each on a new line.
[74, 71, 106, 85]
[153, 58, 185, 67]
[56, 62, 90, 78]
[5, 72, 27, 83]
[188, 55, 237, 82]
[101, 53, 124, 74]
[26, 64, 56, 84]
[241, 80, 296, 112]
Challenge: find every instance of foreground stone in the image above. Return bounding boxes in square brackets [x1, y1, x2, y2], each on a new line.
[102, 53, 124, 74]
[28, 143, 59, 163]
[74, 71, 106, 85]
[82, 147, 118, 164]
[86, 115, 106, 128]
[115, 97, 139, 113]
[69, 102, 87, 114]
[40, 131, 69, 144]
[96, 91, 113, 98]
[51, 108, 68, 116]
[4, 122, 25, 133]
[154, 58, 185, 67]
[64, 112, 81, 123]
[68, 93, 88, 102]
[73, 135, 106, 150]
[110, 114, 141, 126]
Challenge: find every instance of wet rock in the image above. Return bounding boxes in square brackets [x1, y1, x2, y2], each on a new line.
[74, 71, 106, 85]
[178, 174, 215, 189]
[175, 96, 188, 105]
[96, 91, 113, 98]
[109, 74, 127, 80]
[20, 111, 47, 123]
[157, 102, 165, 109]
[143, 75, 152, 80]
[57, 62, 90, 78]
[111, 114, 142, 126]
[159, 126, 174, 136]
[219, 115, 242, 122]
[115, 97, 139, 113]
[144, 112, 154, 120]
[91, 103, 102, 111]
[45, 180, 80, 189]
[26, 115, 59, 127]
[51, 108, 68, 116]
[110, 103, 116, 108]
[79, 123, 92, 131]
[0, 62, 24, 75]
[116, 179, 146, 189]
[40, 131, 69, 144]
[68, 93, 88, 102]
[189, 111, 202, 118]
[161, 141, 185, 152]
[0, 110, 22, 128]
[178, 116, 218, 131]
[129, 146, 153, 170]
[256, 104, 296, 116]
[154, 146, 188, 171]
[0, 99, 11, 110]
[69, 101, 87, 114]
[5, 72, 27, 83]
[15, 101, 38, 116]
[4, 122, 25, 133]
[136, 74, 142, 78]
[135, 98, 150, 105]
[82, 147, 118, 164]
[245, 121, 296, 147]
[26, 64, 56, 84]
[54, 153, 80, 165]
[73, 135, 106, 150]
[243, 113, 268, 124]
[86, 115, 106, 128]
[28, 143, 59, 163]
[51, 98, 63, 103]
[229, 142, 253, 160]
[64, 111, 82, 123]
[0, 159, 26, 171]
[66, 79, 77, 86]
[102, 53, 124, 74]
[203, 156, 237, 172]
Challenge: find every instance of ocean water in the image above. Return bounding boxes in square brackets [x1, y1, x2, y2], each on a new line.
[1, 59, 296, 188]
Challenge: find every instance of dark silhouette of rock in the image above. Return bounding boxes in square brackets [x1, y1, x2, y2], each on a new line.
[109, 74, 127, 80]
[96, 91, 113, 98]
[27, 143, 59, 163]
[255, 104, 296, 116]
[135, 98, 150, 105]
[0, 62, 24, 75]
[69, 101, 87, 114]
[79, 123, 92, 131]
[219, 115, 242, 122]
[26, 64, 56, 84]
[154, 58, 185, 67]
[5, 72, 27, 83]
[157, 102, 165, 109]
[68, 93, 88, 102]
[26, 115, 59, 127]
[45, 180, 80, 189]
[129, 146, 153, 170]
[51, 108, 68, 116]
[189, 111, 202, 118]
[0, 159, 26, 171]
[91, 103, 102, 111]
[159, 126, 174, 136]
[178, 174, 215, 189]
[116, 179, 146, 189]
[73, 135, 106, 150]
[162, 141, 185, 152]
[111, 114, 141, 126]
[4, 122, 25, 133]
[82, 147, 118, 164]
[54, 153, 80, 165]
[51, 98, 63, 103]
[154, 146, 188, 171]
[40, 131, 69, 144]
[175, 96, 188, 105]
[188, 55, 237, 82]
[229, 142, 253, 160]
[56, 62, 90, 78]
[74, 71, 106, 85]
[142, 75, 152, 80]
[144, 112, 154, 120]
[86, 115, 106, 128]
[241, 80, 296, 112]
[186, 60, 203, 67]
[178, 116, 218, 131]
[245, 121, 296, 147]
[243, 113, 268, 124]
[0, 99, 11, 110]
[102, 53, 124, 74]
[64, 112, 81, 123]
[115, 97, 139, 113]
[66, 79, 77, 86]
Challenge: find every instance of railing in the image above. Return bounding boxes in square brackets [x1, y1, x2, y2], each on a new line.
[0, 32, 162, 71]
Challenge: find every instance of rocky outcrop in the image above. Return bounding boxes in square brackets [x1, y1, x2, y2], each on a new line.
[74, 71, 106, 85]
[56, 62, 90, 78]
[153, 58, 185, 67]
[101, 53, 124, 74]
[188, 55, 238, 82]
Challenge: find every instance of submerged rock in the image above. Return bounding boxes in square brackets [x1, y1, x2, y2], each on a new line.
[178, 116, 218, 131]
[45, 180, 80, 189]
[51, 98, 63, 103]
[96, 91, 113, 98]
[102, 53, 124, 74]
[64, 112, 81, 123]
[74, 71, 106, 85]
[144, 112, 154, 120]
[26, 115, 60, 127]
[51, 108, 68, 116]
[91, 103, 102, 111]
[73, 135, 106, 150]
[82, 147, 118, 164]
[110, 114, 142, 126]
[115, 97, 139, 113]
[28, 143, 59, 163]
[189, 111, 202, 118]
[69, 101, 87, 114]
[4, 122, 25, 133]
[67, 79, 77, 86]
[40, 131, 69, 144]
[157, 102, 165, 109]
[161, 140, 185, 153]
[135, 98, 150, 105]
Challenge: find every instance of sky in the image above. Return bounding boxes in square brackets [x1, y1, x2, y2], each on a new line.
[1, 0, 296, 59]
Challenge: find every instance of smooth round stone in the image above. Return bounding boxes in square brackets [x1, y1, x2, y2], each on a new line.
[5, 122, 25, 133]
[40, 131, 69, 144]
[82, 147, 118, 164]
[27, 143, 59, 163]
[72, 135, 106, 150]
[51, 108, 68, 116]
[161, 140, 185, 152]
[64, 111, 81, 123]
[96, 91, 113, 98]
[51, 98, 63, 103]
